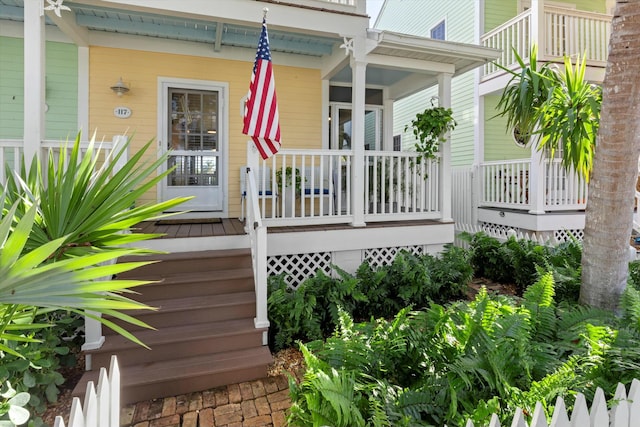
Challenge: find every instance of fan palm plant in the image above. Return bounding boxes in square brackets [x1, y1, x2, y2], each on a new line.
[0, 132, 190, 349]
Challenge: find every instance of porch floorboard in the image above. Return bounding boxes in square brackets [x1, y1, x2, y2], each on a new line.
[136, 218, 448, 240]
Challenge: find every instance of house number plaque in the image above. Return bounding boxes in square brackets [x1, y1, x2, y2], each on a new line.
[114, 106, 132, 119]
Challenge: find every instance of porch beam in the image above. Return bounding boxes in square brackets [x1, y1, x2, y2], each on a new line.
[320, 49, 350, 80]
[388, 73, 438, 100]
[46, 7, 89, 47]
[438, 72, 453, 222]
[365, 53, 455, 75]
[23, 0, 45, 166]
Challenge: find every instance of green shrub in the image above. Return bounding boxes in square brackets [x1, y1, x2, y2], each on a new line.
[0, 311, 83, 421]
[467, 232, 514, 283]
[268, 247, 474, 352]
[289, 273, 640, 427]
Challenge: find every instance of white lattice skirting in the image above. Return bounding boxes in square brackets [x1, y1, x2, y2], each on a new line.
[268, 245, 428, 289]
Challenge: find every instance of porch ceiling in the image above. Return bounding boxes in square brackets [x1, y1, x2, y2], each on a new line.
[330, 30, 501, 98]
[0, 0, 339, 57]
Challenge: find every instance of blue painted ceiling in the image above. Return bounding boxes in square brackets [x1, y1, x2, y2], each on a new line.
[0, 0, 338, 57]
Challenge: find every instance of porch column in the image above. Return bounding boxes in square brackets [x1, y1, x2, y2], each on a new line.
[23, 0, 46, 166]
[438, 73, 453, 222]
[531, 0, 545, 56]
[350, 43, 367, 227]
[528, 138, 546, 214]
[382, 90, 394, 151]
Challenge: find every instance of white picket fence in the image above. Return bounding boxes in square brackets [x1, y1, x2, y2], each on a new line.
[455, 223, 555, 247]
[466, 379, 640, 427]
[54, 356, 120, 427]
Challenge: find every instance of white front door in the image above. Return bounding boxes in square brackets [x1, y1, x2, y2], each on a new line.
[161, 84, 225, 212]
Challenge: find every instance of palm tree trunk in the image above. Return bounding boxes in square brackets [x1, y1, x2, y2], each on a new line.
[580, 0, 640, 310]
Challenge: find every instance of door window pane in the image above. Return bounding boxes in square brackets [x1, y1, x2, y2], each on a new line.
[168, 89, 220, 187]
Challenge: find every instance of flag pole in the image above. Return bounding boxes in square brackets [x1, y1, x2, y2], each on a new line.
[263, 7, 268, 19]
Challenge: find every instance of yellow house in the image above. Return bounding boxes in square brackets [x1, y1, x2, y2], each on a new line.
[1, 0, 499, 403]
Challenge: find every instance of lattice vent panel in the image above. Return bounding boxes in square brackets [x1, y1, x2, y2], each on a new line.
[554, 229, 584, 242]
[480, 222, 518, 236]
[364, 246, 425, 269]
[268, 252, 332, 290]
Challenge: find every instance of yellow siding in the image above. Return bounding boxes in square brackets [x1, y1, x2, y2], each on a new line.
[89, 47, 321, 216]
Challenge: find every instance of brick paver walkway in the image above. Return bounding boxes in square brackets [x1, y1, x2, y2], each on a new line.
[121, 375, 292, 427]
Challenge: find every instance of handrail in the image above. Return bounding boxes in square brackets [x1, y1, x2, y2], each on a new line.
[544, 5, 612, 22]
[244, 166, 269, 339]
[481, 9, 531, 42]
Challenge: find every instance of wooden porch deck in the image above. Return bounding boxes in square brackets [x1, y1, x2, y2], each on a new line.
[136, 218, 447, 239]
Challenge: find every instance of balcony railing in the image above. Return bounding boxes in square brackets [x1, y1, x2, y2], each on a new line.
[481, 6, 612, 79]
[245, 148, 443, 226]
[480, 158, 587, 211]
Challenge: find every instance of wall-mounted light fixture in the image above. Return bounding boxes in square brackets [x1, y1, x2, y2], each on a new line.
[110, 77, 130, 97]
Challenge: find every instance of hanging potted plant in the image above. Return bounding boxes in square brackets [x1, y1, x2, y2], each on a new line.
[405, 104, 457, 160]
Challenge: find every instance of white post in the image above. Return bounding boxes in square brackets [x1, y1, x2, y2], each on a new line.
[23, 0, 46, 166]
[531, 0, 545, 57]
[438, 73, 453, 222]
[528, 139, 546, 214]
[350, 41, 367, 227]
[382, 90, 394, 151]
[78, 47, 90, 135]
[254, 225, 269, 342]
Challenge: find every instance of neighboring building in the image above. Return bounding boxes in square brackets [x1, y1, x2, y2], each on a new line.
[0, 0, 498, 403]
[377, 0, 614, 241]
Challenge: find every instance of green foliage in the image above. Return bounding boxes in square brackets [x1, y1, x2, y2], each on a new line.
[404, 106, 457, 159]
[268, 246, 473, 352]
[0, 382, 30, 427]
[275, 167, 303, 194]
[465, 232, 513, 283]
[0, 133, 189, 424]
[494, 45, 601, 181]
[464, 232, 583, 302]
[0, 312, 82, 418]
[536, 55, 601, 181]
[289, 272, 640, 427]
[494, 45, 554, 144]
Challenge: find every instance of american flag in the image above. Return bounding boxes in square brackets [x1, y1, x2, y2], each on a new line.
[243, 18, 281, 160]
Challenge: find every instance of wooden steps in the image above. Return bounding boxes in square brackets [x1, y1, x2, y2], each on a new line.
[73, 249, 272, 405]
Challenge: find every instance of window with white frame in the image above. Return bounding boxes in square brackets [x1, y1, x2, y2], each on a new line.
[430, 20, 446, 40]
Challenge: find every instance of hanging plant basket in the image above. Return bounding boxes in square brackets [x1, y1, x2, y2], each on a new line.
[405, 106, 457, 159]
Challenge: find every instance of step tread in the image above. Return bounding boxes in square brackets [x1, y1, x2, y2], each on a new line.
[118, 248, 251, 264]
[131, 267, 254, 284]
[76, 347, 272, 391]
[129, 291, 256, 315]
[91, 319, 263, 353]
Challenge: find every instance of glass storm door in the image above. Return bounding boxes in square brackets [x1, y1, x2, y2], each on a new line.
[330, 104, 381, 151]
[165, 88, 222, 211]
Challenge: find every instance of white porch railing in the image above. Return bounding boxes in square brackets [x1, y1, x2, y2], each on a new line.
[481, 159, 532, 209]
[481, 6, 612, 79]
[0, 137, 122, 185]
[480, 158, 587, 212]
[544, 159, 588, 210]
[364, 151, 441, 221]
[466, 379, 640, 427]
[54, 356, 120, 427]
[250, 149, 443, 226]
[544, 6, 611, 63]
[482, 10, 532, 76]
